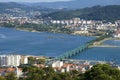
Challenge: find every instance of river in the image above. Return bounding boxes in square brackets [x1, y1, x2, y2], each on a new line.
[72, 39, 120, 64]
[0, 27, 94, 57]
[1, 27, 120, 64]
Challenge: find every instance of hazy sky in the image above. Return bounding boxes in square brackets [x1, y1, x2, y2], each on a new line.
[0, 0, 72, 2]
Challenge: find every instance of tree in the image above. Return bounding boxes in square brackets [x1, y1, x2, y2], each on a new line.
[0, 76, 6, 80]
[5, 72, 17, 80]
[23, 66, 45, 80]
[84, 64, 120, 80]
[58, 72, 73, 80]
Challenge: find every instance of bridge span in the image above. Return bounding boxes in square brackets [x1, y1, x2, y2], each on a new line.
[55, 34, 111, 60]
[55, 43, 91, 60]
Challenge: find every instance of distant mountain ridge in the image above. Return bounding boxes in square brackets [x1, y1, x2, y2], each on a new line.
[0, 2, 26, 8]
[0, 2, 58, 16]
[0, 2, 34, 14]
[26, 0, 120, 9]
[0, 2, 120, 22]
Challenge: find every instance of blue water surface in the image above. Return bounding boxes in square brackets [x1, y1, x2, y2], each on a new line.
[1, 27, 120, 64]
[0, 27, 94, 57]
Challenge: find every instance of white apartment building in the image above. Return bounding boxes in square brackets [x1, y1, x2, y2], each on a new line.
[52, 61, 63, 68]
[0, 54, 28, 67]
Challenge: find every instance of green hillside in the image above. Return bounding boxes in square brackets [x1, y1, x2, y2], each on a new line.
[0, 2, 58, 16]
[43, 5, 120, 22]
[0, 2, 31, 13]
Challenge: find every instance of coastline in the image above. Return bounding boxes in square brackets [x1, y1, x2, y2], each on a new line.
[89, 37, 120, 48]
[0, 26, 97, 37]
[15, 27, 74, 35]
[16, 28, 41, 33]
[91, 45, 120, 48]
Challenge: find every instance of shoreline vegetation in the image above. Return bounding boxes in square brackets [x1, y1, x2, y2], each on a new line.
[0, 22, 107, 36]
[16, 27, 40, 33]
[90, 38, 120, 48]
[0, 23, 73, 34]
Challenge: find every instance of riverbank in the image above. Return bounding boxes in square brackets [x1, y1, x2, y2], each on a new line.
[16, 27, 40, 33]
[92, 44, 120, 48]
[0, 22, 73, 34]
[89, 37, 120, 48]
[0, 23, 104, 37]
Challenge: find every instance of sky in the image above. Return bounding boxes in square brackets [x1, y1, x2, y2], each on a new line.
[0, 0, 72, 2]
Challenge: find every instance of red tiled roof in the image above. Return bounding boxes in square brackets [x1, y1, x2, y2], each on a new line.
[116, 28, 120, 34]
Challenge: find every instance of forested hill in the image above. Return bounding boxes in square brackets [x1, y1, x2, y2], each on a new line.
[42, 5, 120, 22]
[0, 2, 58, 15]
[28, 0, 120, 9]
[0, 2, 32, 13]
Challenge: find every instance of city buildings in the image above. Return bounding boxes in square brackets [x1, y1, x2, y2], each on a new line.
[0, 54, 28, 67]
[0, 67, 23, 77]
[52, 61, 63, 68]
[46, 60, 108, 73]
[0, 15, 118, 36]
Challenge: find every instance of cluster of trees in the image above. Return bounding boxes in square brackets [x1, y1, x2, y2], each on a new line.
[21, 66, 78, 80]
[89, 33, 111, 45]
[0, 22, 72, 34]
[84, 64, 120, 80]
[0, 64, 120, 80]
[28, 57, 45, 64]
[0, 72, 17, 80]
[43, 5, 120, 22]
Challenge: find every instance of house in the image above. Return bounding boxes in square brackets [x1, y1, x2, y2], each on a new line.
[0, 67, 23, 77]
[114, 28, 120, 38]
